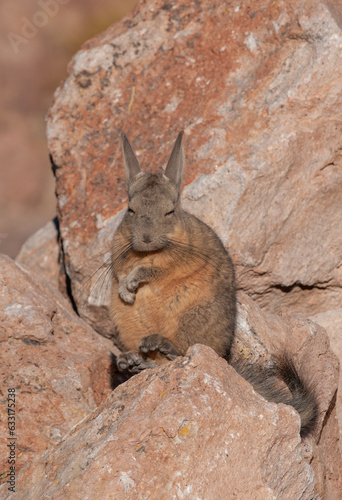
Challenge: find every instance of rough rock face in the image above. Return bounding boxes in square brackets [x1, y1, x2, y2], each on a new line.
[47, 0, 342, 339]
[310, 307, 342, 498]
[0, 254, 113, 477]
[311, 307, 342, 445]
[15, 220, 60, 287]
[7, 346, 321, 500]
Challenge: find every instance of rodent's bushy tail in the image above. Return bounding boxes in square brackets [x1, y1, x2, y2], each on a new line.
[230, 355, 318, 437]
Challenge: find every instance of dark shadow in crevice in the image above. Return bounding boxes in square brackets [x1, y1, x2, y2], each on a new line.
[317, 389, 338, 444]
[270, 282, 318, 293]
[52, 211, 78, 315]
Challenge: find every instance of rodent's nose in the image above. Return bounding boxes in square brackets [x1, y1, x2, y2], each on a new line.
[143, 234, 151, 243]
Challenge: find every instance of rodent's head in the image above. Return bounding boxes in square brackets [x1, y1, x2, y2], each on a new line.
[120, 132, 184, 252]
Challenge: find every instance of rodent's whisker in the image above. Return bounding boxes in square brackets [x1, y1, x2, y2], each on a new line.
[166, 238, 221, 272]
[75, 241, 133, 302]
[74, 242, 128, 300]
[74, 259, 112, 299]
[112, 242, 133, 264]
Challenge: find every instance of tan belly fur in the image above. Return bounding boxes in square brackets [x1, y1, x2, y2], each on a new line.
[112, 267, 211, 354]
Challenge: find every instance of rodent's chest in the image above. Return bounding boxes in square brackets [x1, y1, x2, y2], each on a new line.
[111, 247, 216, 351]
[136, 277, 194, 312]
[112, 271, 210, 349]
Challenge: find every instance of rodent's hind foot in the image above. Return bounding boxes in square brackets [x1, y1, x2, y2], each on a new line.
[116, 351, 158, 373]
[139, 334, 181, 360]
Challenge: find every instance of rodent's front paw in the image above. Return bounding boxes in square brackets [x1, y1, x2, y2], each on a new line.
[118, 279, 135, 304]
[126, 266, 152, 292]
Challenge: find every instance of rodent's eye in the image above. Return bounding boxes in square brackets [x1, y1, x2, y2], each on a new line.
[165, 210, 175, 217]
[128, 207, 135, 215]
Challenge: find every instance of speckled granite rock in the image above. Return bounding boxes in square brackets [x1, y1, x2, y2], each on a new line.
[15, 220, 59, 287]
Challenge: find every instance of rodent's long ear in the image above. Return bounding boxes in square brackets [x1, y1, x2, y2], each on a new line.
[164, 131, 184, 193]
[121, 133, 141, 186]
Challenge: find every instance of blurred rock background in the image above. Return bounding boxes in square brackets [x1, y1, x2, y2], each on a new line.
[0, 0, 138, 257]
